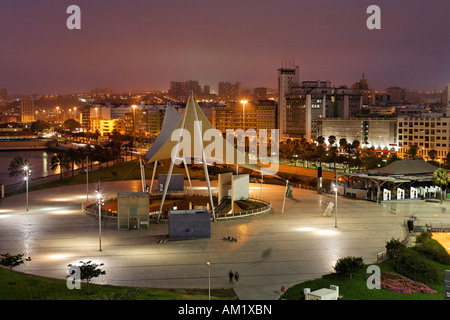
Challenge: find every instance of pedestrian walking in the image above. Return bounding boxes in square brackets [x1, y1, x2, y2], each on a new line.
[234, 271, 239, 284]
[228, 270, 234, 284]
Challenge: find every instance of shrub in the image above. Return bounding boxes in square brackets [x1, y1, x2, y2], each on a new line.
[333, 256, 364, 279]
[394, 249, 442, 284]
[416, 231, 431, 244]
[413, 236, 450, 265]
[385, 238, 406, 259]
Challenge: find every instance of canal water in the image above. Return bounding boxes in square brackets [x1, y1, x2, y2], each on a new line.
[0, 150, 59, 186]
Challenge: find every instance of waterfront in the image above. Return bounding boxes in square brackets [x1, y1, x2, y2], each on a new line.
[0, 150, 59, 186]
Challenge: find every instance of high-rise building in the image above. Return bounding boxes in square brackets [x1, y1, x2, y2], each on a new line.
[443, 83, 450, 116]
[218, 82, 241, 101]
[277, 66, 300, 139]
[281, 80, 362, 141]
[20, 99, 35, 123]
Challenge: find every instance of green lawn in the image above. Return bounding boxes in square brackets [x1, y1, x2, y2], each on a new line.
[0, 267, 237, 300]
[281, 254, 448, 300]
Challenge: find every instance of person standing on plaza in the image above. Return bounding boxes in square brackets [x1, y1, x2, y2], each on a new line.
[234, 271, 239, 284]
[228, 270, 234, 284]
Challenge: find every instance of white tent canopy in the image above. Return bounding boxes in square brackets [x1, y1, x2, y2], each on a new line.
[143, 92, 281, 221]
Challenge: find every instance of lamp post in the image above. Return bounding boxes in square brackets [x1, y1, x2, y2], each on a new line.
[56, 106, 60, 123]
[132, 105, 137, 144]
[23, 165, 30, 212]
[333, 179, 338, 228]
[206, 261, 211, 300]
[240, 100, 248, 131]
[95, 181, 104, 252]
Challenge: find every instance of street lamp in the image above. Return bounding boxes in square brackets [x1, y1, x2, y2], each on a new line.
[132, 105, 137, 140]
[23, 165, 30, 212]
[95, 182, 104, 252]
[206, 261, 211, 300]
[333, 183, 338, 228]
[240, 100, 248, 131]
[56, 106, 60, 123]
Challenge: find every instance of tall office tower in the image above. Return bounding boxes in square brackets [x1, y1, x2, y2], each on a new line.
[444, 83, 450, 116]
[277, 65, 299, 139]
[218, 82, 241, 101]
[283, 80, 363, 142]
[20, 99, 35, 123]
[184, 80, 202, 97]
[169, 81, 187, 100]
[203, 85, 210, 95]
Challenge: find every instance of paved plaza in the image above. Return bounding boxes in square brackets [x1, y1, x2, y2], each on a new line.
[0, 179, 447, 300]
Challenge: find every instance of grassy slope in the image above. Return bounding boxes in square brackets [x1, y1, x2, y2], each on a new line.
[281, 251, 448, 300]
[0, 267, 237, 300]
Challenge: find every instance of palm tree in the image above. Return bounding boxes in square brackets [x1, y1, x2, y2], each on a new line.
[65, 148, 82, 177]
[328, 135, 336, 148]
[339, 138, 348, 153]
[50, 152, 71, 180]
[8, 157, 30, 180]
[432, 168, 449, 204]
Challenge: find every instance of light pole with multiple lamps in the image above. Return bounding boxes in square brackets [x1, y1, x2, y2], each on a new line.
[23, 165, 31, 211]
[95, 181, 104, 252]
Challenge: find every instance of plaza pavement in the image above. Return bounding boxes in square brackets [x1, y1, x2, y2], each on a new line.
[1, 178, 446, 300]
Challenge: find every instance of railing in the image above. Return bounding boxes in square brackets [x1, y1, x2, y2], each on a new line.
[215, 197, 272, 221]
[82, 194, 272, 222]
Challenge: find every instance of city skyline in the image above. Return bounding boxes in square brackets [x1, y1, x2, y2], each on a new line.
[0, 0, 449, 95]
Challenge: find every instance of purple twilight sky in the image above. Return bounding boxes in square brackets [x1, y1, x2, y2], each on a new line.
[0, 0, 449, 95]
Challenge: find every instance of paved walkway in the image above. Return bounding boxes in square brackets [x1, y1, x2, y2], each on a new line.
[1, 179, 441, 300]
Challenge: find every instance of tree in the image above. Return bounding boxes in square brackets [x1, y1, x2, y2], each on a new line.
[328, 135, 336, 147]
[50, 152, 71, 180]
[316, 136, 325, 146]
[123, 141, 135, 161]
[339, 138, 348, 153]
[65, 148, 82, 177]
[67, 260, 105, 295]
[428, 149, 438, 162]
[0, 253, 25, 284]
[30, 120, 52, 134]
[333, 256, 365, 279]
[407, 144, 419, 160]
[432, 168, 449, 203]
[62, 119, 82, 131]
[8, 157, 30, 180]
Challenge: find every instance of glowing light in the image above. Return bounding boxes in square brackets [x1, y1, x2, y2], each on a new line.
[296, 227, 315, 232]
[315, 229, 338, 236]
[48, 210, 76, 215]
[51, 198, 72, 202]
